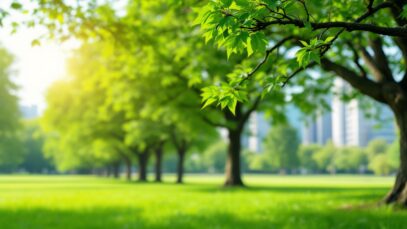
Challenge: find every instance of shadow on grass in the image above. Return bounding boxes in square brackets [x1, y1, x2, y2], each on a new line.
[188, 185, 391, 205]
[1, 205, 407, 229]
[191, 185, 390, 194]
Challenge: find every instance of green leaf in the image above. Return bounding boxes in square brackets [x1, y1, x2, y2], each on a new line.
[296, 48, 321, 68]
[324, 36, 335, 43]
[202, 97, 217, 109]
[10, 2, 22, 10]
[296, 49, 307, 67]
[304, 21, 313, 31]
[299, 40, 308, 47]
[261, 0, 277, 10]
[221, 0, 233, 7]
[309, 51, 321, 64]
[234, 0, 251, 8]
[31, 39, 41, 47]
[250, 32, 268, 53]
[310, 38, 318, 46]
[220, 98, 230, 109]
[227, 98, 237, 115]
[246, 36, 253, 56]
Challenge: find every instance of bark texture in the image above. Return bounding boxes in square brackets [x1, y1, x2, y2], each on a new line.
[224, 128, 244, 186]
[124, 157, 132, 181]
[154, 143, 164, 182]
[385, 102, 407, 205]
[138, 150, 150, 182]
[176, 148, 186, 184]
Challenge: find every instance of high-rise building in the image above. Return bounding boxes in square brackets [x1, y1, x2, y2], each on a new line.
[316, 111, 332, 144]
[301, 78, 396, 147]
[331, 79, 347, 146]
[302, 120, 317, 145]
[243, 79, 396, 152]
[247, 112, 268, 153]
[302, 111, 332, 145]
[305, 79, 396, 147]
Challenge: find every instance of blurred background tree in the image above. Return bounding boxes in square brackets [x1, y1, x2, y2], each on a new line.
[0, 45, 23, 172]
[263, 124, 300, 174]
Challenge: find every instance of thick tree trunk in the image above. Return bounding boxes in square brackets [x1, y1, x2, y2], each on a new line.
[176, 149, 186, 184]
[385, 109, 407, 205]
[124, 157, 132, 181]
[138, 151, 149, 182]
[155, 147, 163, 182]
[224, 129, 244, 186]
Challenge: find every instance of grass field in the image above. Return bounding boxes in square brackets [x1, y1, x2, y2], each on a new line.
[0, 174, 406, 229]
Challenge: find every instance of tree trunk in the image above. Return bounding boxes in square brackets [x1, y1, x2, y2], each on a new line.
[106, 166, 112, 177]
[124, 157, 132, 181]
[176, 149, 186, 184]
[385, 109, 407, 205]
[138, 151, 149, 182]
[155, 146, 163, 182]
[224, 129, 244, 186]
[113, 162, 120, 179]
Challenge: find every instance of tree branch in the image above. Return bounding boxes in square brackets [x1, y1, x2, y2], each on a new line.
[371, 38, 394, 81]
[367, 0, 374, 12]
[394, 37, 407, 66]
[238, 95, 261, 131]
[321, 58, 386, 103]
[252, 2, 402, 36]
[200, 114, 229, 128]
[360, 47, 384, 81]
[248, 1, 394, 88]
[254, 20, 407, 37]
[238, 36, 296, 86]
[346, 41, 367, 78]
[281, 62, 317, 87]
[297, 0, 310, 21]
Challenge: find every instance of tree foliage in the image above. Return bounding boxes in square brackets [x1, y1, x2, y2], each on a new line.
[0, 45, 23, 171]
[263, 124, 300, 172]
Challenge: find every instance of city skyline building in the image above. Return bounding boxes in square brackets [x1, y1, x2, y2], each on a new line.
[303, 78, 396, 147]
[236, 79, 396, 153]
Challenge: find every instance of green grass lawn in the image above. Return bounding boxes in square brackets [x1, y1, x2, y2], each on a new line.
[0, 174, 406, 229]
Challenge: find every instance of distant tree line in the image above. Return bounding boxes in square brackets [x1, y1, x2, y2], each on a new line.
[187, 125, 399, 176]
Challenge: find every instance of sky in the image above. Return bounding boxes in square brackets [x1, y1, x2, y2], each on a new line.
[0, 0, 127, 113]
[0, 0, 80, 113]
[0, 25, 77, 113]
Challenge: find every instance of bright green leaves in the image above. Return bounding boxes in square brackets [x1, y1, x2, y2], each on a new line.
[296, 37, 333, 68]
[246, 36, 254, 56]
[10, 2, 22, 10]
[260, 0, 278, 10]
[248, 32, 268, 55]
[201, 85, 247, 115]
[222, 31, 268, 58]
[223, 31, 249, 58]
[221, 0, 233, 7]
[196, 0, 269, 57]
[296, 48, 320, 68]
